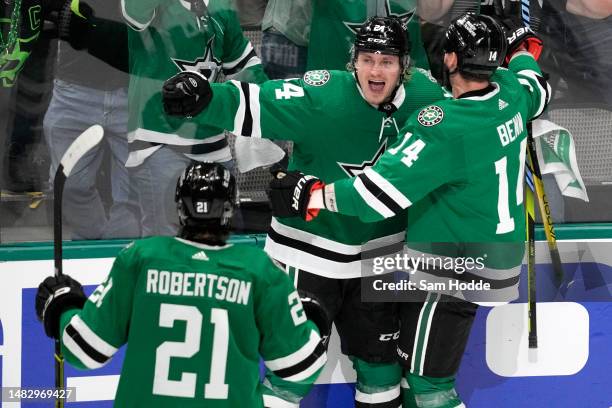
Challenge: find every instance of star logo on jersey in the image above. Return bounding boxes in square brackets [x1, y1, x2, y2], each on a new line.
[303, 70, 330, 86]
[172, 37, 221, 82]
[343, 1, 415, 37]
[338, 140, 387, 177]
[192, 251, 209, 261]
[417, 106, 444, 127]
[499, 99, 509, 110]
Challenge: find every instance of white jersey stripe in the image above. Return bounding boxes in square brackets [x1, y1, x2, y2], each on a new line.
[262, 394, 300, 408]
[223, 43, 254, 70]
[264, 330, 320, 371]
[71, 314, 118, 357]
[249, 83, 262, 138]
[283, 353, 328, 382]
[363, 168, 412, 209]
[62, 329, 106, 370]
[419, 293, 440, 376]
[353, 177, 395, 218]
[355, 384, 400, 403]
[230, 80, 246, 136]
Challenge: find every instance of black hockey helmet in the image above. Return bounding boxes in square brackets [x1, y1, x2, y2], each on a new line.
[175, 161, 236, 238]
[443, 13, 507, 79]
[354, 16, 411, 67]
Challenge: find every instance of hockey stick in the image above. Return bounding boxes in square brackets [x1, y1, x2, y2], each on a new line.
[525, 123, 538, 349]
[53, 124, 104, 408]
[526, 133, 564, 287]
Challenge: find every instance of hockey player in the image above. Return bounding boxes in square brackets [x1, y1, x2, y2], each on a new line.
[121, 0, 268, 236]
[162, 17, 447, 407]
[35, 162, 327, 407]
[267, 13, 550, 408]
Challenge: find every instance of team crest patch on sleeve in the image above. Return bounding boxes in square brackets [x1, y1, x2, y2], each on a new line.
[417, 105, 444, 127]
[303, 70, 330, 86]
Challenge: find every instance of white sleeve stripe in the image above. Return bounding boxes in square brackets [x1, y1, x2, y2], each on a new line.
[249, 83, 262, 138]
[230, 80, 246, 136]
[517, 69, 547, 117]
[62, 329, 106, 369]
[264, 330, 320, 371]
[355, 385, 401, 403]
[120, 0, 155, 31]
[223, 43, 254, 70]
[353, 178, 395, 218]
[282, 353, 327, 382]
[71, 314, 118, 357]
[363, 168, 412, 208]
[262, 395, 300, 408]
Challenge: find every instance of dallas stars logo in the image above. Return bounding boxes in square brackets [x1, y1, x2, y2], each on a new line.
[172, 36, 221, 81]
[417, 106, 444, 127]
[338, 140, 387, 177]
[343, 1, 415, 36]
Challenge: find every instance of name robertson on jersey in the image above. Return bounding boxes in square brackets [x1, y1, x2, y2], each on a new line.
[146, 269, 251, 305]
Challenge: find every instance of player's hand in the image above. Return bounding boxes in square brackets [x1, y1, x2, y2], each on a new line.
[498, 16, 543, 64]
[162, 71, 212, 118]
[298, 290, 331, 348]
[35, 275, 87, 339]
[268, 168, 324, 221]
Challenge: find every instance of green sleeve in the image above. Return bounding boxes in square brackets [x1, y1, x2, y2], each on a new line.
[255, 258, 326, 387]
[198, 77, 316, 142]
[58, 243, 140, 369]
[507, 53, 551, 120]
[332, 120, 460, 223]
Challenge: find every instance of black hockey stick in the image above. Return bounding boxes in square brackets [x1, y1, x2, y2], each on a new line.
[53, 124, 104, 408]
[526, 133, 564, 287]
[518, 0, 540, 350]
[525, 123, 538, 349]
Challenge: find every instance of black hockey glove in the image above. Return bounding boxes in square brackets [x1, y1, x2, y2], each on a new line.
[498, 16, 543, 65]
[162, 71, 213, 118]
[268, 169, 324, 221]
[36, 275, 87, 339]
[298, 289, 331, 348]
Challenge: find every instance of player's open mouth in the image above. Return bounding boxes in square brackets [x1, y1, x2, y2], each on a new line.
[368, 80, 385, 92]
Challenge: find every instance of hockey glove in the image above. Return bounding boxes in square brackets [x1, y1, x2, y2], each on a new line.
[162, 71, 213, 118]
[499, 16, 543, 65]
[268, 169, 324, 221]
[298, 289, 331, 348]
[36, 275, 87, 339]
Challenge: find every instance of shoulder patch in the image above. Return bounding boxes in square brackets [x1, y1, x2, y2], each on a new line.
[417, 105, 444, 127]
[303, 70, 330, 86]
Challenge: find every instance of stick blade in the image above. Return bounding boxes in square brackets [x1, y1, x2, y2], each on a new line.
[59, 125, 104, 178]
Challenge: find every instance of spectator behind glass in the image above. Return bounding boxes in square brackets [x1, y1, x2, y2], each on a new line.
[307, 0, 431, 71]
[42, 0, 140, 240]
[538, 0, 612, 108]
[121, 0, 268, 237]
[260, 0, 312, 79]
[233, 0, 266, 28]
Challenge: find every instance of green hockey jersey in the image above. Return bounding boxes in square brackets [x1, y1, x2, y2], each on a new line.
[59, 237, 325, 407]
[307, 0, 430, 71]
[0, 0, 41, 87]
[121, 0, 267, 166]
[329, 54, 551, 301]
[191, 69, 446, 278]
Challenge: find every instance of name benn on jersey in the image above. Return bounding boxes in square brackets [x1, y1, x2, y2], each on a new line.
[146, 269, 251, 305]
[497, 112, 524, 147]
